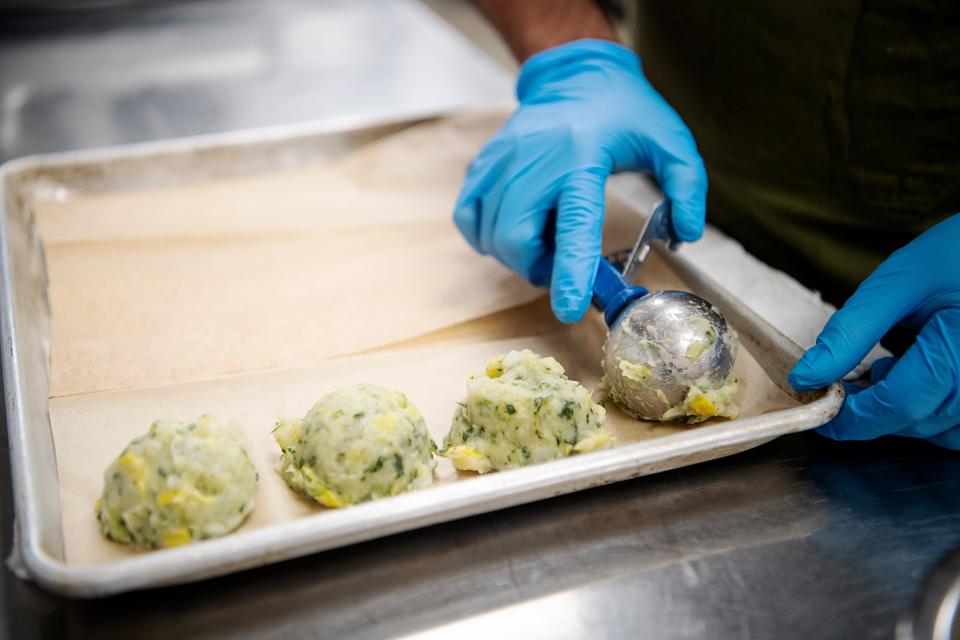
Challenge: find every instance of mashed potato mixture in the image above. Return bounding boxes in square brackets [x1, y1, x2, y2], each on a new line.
[441, 350, 614, 473]
[660, 374, 740, 423]
[273, 384, 436, 508]
[97, 416, 258, 549]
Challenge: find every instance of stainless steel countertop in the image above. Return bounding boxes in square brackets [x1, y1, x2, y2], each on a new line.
[1, 1, 959, 638]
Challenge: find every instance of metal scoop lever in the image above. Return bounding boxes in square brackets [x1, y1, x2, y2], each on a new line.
[621, 199, 677, 284]
[591, 198, 677, 326]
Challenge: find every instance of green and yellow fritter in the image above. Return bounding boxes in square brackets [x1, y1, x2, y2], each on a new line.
[273, 384, 437, 508]
[97, 415, 258, 549]
[440, 349, 614, 473]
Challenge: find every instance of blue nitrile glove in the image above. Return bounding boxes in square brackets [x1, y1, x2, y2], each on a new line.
[789, 214, 960, 450]
[453, 39, 707, 323]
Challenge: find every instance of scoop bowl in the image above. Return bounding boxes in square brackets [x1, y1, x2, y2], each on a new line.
[602, 290, 737, 420]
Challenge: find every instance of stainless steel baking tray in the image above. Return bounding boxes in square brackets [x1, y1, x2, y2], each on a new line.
[0, 112, 843, 597]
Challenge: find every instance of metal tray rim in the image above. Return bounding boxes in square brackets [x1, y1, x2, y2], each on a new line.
[16, 393, 840, 597]
[0, 104, 468, 178]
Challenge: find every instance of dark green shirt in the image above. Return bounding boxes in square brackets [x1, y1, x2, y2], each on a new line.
[633, 1, 960, 304]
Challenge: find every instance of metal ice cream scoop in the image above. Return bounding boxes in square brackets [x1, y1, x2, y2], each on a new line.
[592, 201, 737, 420]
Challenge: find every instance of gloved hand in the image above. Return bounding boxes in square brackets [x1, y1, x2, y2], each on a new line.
[453, 39, 707, 323]
[789, 214, 960, 450]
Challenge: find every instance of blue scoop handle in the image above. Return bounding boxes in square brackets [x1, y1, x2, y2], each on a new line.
[592, 258, 648, 327]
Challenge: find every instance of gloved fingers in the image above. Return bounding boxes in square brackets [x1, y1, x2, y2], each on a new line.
[490, 191, 552, 281]
[453, 140, 513, 253]
[789, 261, 922, 390]
[625, 109, 706, 243]
[529, 253, 554, 288]
[815, 382, 864, 440]
[452, 193, 482, 252]
[659, 158, 707, 243]
[551, 167, 607, 323]
[870, 356, 897, 384]
[815, 310, 958, 441]
[477, 164, 528, 256]
[920, 424, 960, 451]
[528, 212, 557, 288]
[894, 416, 960, 442]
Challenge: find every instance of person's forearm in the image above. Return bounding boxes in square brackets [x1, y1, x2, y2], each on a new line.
[475, 0, 619, 62]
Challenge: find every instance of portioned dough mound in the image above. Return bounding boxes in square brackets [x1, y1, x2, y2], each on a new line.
[97, 416, 258, 549]
[441, 349, 613, 473]
[273, 384, 437, 508]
